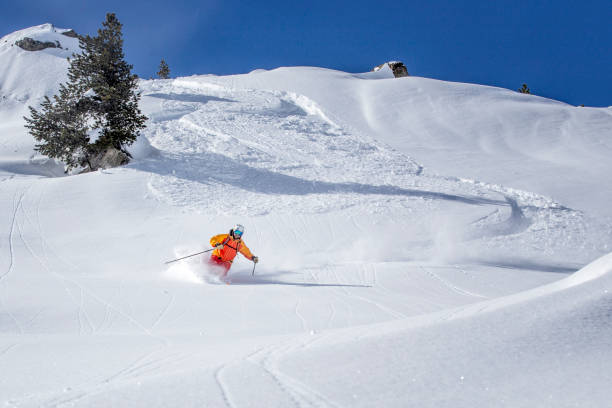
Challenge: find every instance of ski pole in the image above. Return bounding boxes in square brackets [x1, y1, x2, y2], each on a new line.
[164, 248, 215, 264]
[252, 262, 257, 277]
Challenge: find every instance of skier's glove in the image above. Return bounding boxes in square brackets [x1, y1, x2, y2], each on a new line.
[252, 256, 259, 263]
[215, 244, 224, 249]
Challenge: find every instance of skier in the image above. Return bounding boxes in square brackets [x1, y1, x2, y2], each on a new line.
[208, 224, 258, 277]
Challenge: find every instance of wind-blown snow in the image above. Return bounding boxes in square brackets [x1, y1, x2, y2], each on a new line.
[1, 24, 611, 407]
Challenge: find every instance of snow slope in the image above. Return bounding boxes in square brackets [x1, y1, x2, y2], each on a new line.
[1, 25, 612, 407]
[212, 67, 612, 218]
[279, 253, 612, 407]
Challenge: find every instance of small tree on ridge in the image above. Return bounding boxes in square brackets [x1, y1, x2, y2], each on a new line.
[157, 59, 170, 79]
[518, 83, 531, 94]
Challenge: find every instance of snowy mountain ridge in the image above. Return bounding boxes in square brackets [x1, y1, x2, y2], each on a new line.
[1, 24, 611, 407]
[0, 24, 79, 98]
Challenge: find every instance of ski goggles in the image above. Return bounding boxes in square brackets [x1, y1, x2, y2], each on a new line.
[233, 230, 243, 237]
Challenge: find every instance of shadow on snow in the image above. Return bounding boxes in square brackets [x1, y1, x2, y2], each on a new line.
[468, 259, 580, 274]
[131, 151, 509, 207]
[143, 93, 236, 104]
[228, 275, 371, 288]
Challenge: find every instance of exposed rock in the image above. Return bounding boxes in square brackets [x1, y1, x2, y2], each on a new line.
[15, 37, 60, 51]
[61, 29, 79, 38]
[82, 148, 130, 173]
[373, 61, 410, 78]
[388, 61, 409, 78]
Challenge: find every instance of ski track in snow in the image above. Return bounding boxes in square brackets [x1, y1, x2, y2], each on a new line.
[16, 191, 94, 335]
[150, 292, 175, 331]
[0, 343, 18, 359]
[1, 188, 26, 283]
[294, 300, 308, 332]
[214, 362, 243, 408]
[15, 181, 118, 337]
[245, 337, 341, 408]
[330, 266, 407, 320]
[419, 265, 489, 300]
[34, 346, 196, 407]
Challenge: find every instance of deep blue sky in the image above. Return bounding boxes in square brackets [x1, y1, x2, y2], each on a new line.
[2, 0, 611, 106]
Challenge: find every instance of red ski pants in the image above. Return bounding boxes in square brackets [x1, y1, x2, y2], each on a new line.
[207, 255, 232, 275]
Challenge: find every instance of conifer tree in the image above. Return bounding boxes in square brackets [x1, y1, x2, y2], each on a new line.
[24, 13, 147, 172]
[82, 13, 147, 155]
[24, 84, 94, 170]
[157, 59, 170, 79]
[518, 83, 531, 94]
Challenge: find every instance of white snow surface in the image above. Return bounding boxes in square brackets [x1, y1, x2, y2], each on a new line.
[1, 25, 612, 407]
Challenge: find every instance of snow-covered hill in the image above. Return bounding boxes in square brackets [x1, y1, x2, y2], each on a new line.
[0, 24, 79, 176]
[1, 24, 611, 407]
[207, 66, 612, 218]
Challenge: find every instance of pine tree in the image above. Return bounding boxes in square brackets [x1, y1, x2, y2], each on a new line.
[518, 83, 531, 94]
[24, 13, 147, 172]
[24, 84, 94, 170]
[157, 59, 170, 79]
[86, 13, 147, 155]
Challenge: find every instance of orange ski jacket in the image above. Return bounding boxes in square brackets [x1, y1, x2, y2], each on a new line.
[210, 233, 254, 263]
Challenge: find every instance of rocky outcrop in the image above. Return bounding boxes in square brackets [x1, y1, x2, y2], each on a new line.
[61, 29, 78, 38]
[388, 61, 409, 78]
[15, 37, 61, 51]
[81, 148, 130, 173]
[373, 61, 410, 78]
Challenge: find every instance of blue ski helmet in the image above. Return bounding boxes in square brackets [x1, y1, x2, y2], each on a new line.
[231, 224, 245, 238]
